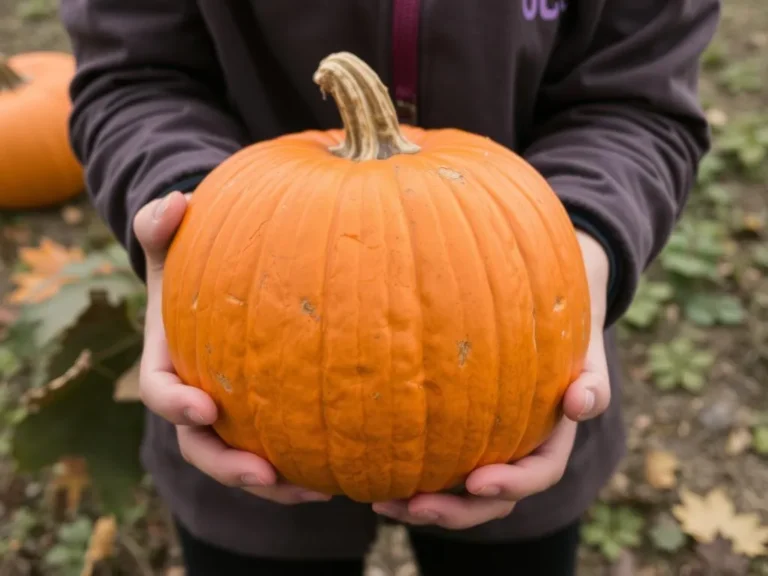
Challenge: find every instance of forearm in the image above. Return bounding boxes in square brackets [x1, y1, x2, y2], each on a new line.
[61, 0, 248, 280]
[522, 0, 720, 326]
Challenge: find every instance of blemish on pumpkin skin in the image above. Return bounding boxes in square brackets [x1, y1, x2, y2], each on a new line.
[226, 294, 245, 306]
[214, 371, 232, 393]
[205, 343, 212, 355]
[438, 167, 464, 182]
[301, 299, 321, 321]
[457, 340, 472, 367]
[191, 294, 198, 311]
[553, 297, 565, 312]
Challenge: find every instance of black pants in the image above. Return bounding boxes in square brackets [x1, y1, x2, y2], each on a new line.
[175, 518, 581, 575]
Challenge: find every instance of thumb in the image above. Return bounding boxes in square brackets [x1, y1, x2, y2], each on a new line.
[133, 191, 189, 276]
[562, 339, 611, 422]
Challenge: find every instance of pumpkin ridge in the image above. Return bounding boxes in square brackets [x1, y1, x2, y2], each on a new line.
[239, 157, 332, 479]
[169, 152, 266, 384]
[478, 150, 581, 456]
[389, 163, 428, 497]
[264, 157, 341, 489]
[443, 150, 552, 462]
[373, 174, 395, 500]
[207, 164, 289, 451]
[318, 163, 362, 496]
[430, 152, 525, 470]
[404, 153, 472, 492]
[189, 158, 281, 400]
[426, 157, 497, 487]
[431, 151, 538, 465]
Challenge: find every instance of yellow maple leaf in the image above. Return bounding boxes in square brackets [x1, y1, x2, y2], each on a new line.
[673, 486, 768, 558]
[673, 487, 733, 543]
[7, 238, 84, 304]
[721, 511, 768, 558]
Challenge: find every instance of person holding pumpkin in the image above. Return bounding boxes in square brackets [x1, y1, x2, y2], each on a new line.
[60, 1, 720, 574]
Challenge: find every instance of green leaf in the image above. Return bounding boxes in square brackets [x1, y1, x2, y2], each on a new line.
[0, 345, 21, 379]
[681, 370, 706, 393]
[19, 272, 141, 350]
[753, 426, 768, 456]
[623, 280, 675, 329]
[11, 294, 145, 517]
[752, 245, 768, 270]
[649, 514, 687, 553]
[58, 517, 93, 545]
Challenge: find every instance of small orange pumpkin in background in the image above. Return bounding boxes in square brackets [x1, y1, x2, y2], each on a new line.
[163, 52, 591, 503]
[0, 51, 84, 210]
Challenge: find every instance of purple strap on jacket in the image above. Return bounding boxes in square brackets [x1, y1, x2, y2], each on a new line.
[392, 0, 420, 124]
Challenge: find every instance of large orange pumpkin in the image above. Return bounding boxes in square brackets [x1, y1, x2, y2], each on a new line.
[0, 52, 84, 209]
[162, 52, 590, 502]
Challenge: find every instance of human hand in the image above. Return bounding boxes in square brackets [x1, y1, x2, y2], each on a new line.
[372, 230, 611, 529]
[133, 191, 331, 504]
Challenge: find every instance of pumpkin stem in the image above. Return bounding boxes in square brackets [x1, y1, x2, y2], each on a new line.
[313, 52, 420, 161]
[0, 57, 25, 91]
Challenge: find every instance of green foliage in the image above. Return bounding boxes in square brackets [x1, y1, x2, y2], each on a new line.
[15, 244, 142, 352]
[660, 219, 729, 281]
[716, 114, 768, 177]
[0, 507, 39, 556]
[717, 60, 763, 95]
[684, 293, 746, 327]
[43, 517, 93, 576]
[623, 280, 674, 329]
[649, 514, 687, 553]
[753, 426, 768, 456]
[15, 0, 56, 20]
[647, 337, 715, 393]
[582, 503, 645, 561]
[11, 293, 145, 517]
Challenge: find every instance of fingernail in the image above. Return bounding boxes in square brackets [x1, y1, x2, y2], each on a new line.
[153, 195, 171, 221]
[241, 474, 265, 486]
[184, 408, 206, 425]
[415, 509, 440, 521]
[299, 491, 331, 502]
[475, 485, 501, 497]
[579, 389, 596, 420]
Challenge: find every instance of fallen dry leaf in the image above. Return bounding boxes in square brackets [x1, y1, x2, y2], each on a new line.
[673, 487, 734, 544]
[47, 457, 90, 515]
[114, 360, 141, 402]
[673, 487, 768, 558]
[720, 511, 768, 558]
[644, 449, 679, 490]
[725, 427, 753, 456]
[7, 238, 85, 304]
[81, 515, 118, 576]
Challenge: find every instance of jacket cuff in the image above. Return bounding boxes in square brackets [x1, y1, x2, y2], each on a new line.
[562, 202, 633, 329]
[160, 171, 211, 196]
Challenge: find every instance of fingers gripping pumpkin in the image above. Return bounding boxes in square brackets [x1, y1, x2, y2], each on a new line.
[0, 52, 84, 209]
[162, 52, 591, 503]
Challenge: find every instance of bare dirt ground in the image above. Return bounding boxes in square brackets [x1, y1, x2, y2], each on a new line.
[1, 1, 767, 575]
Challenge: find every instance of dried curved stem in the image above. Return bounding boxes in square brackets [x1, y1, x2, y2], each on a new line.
[313, 51, 420, 161]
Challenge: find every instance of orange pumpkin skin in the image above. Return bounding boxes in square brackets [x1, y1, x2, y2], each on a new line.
[162, 53, 590, 503]
[0, 52, 84, 209]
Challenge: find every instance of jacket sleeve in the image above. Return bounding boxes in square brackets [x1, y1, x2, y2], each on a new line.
[522, 0, 721, 327]
[60, 0, 249, 281]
